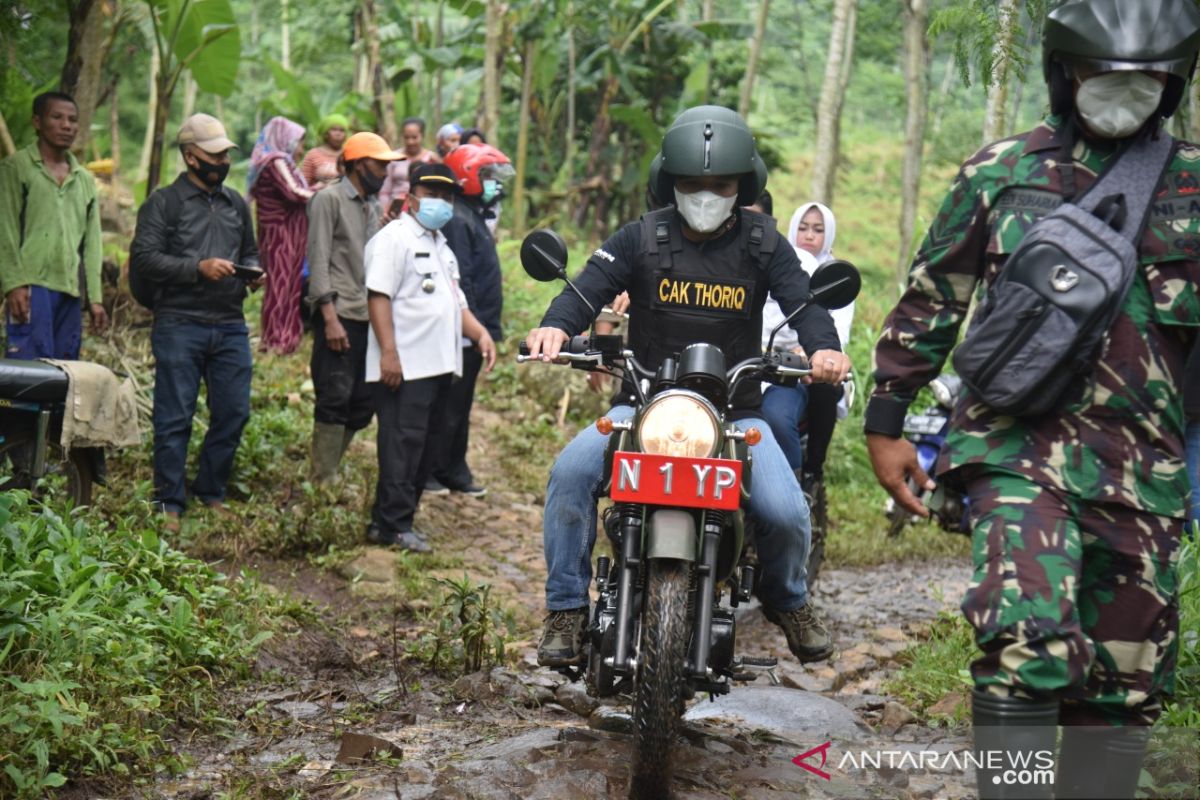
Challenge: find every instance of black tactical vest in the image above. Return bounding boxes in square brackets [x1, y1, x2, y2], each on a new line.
[621, 208, 777, 410]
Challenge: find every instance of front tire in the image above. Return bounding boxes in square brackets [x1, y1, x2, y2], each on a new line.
[629, 560, 691, 800]
[0, 432, 94, 507]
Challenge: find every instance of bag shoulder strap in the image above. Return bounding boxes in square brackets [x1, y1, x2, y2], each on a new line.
[1073, 131, 1175, 243]
[740, 209, 777, 270]
[641, 207, 680, 271]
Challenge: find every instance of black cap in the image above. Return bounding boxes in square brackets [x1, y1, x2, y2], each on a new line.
[410, 162, 462, 191]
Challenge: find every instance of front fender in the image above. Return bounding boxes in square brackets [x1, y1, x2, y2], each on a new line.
[646, 509, 696, 561]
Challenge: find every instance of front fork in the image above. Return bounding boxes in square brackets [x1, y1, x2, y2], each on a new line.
[609, 504, 642, 674]
[689, 510, 723, 677]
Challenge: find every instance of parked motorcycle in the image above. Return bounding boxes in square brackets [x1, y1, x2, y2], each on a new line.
[0, 359, 106, 506]
[884, 372, 969, 537]
[518, 230, 860, 799]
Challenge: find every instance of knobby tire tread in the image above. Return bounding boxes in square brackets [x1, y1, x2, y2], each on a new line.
[629, 560, 691, 800]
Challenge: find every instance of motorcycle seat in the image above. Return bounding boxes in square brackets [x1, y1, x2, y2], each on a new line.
[0, 359, 69, 402]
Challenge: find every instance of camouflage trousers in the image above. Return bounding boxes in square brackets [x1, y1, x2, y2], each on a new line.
[960, 469, 1182, 726]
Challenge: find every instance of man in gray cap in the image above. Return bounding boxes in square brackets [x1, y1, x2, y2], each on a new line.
[130, 113, 262, 532]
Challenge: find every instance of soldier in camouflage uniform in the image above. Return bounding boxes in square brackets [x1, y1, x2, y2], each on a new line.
[865, 2, 1200, 798]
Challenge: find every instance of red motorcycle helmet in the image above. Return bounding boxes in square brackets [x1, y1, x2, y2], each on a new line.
[444, 143, 514, 196]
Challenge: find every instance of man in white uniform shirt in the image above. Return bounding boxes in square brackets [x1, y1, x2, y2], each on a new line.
[364, 163, 497, 551]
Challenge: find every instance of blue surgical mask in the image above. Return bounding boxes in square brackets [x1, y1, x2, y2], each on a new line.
[415, 197, 454, 230]
[481, 179, 501, 204]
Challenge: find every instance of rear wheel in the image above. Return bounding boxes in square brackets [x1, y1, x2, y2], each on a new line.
[0, 432, 94, 506]
[629, 560, 691, 800]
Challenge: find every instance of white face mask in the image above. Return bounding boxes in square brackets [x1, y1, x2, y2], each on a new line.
[674, 188, 737, 233]
[1075, 71, 1164, 139]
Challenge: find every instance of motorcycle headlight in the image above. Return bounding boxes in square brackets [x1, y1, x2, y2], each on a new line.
[637, 392, 721, 458]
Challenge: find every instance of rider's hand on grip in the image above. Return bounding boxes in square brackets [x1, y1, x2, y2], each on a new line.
[522, 327, 570, 362]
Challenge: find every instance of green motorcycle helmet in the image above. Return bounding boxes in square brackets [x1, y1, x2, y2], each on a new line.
[653, 106, 767, 207]
[1043, 0, 1200, 117]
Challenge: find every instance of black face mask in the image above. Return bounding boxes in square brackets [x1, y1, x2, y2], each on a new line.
[356, 164, 385, 197]
[189, 156, 229, 187]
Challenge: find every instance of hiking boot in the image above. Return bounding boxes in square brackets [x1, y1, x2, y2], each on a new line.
[537, 607, 588, 666]
[763, 603, 833, 662]
[424, 477, 451, 496]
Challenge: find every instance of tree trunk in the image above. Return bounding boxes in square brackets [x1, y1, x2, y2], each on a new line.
[897, 0, 930, 288]
[0, 108, 16, 158]
[702, 0, 714, 103]
[982, 0, 1019, 144]
[513, 38, 536, 235]
[433, 0, 445, 131]
[565, 1, 576, 163]
[145, 70, 174, 195]
[572, 74, 619, 228]
[281, 0, 291, 70]
[361, 0, 397, 143]
[353, 5, 370, 96]
[61, 0, 109, 159]
[109, 82, 120, 176]
[809, 0, 857, 206]
[138, 45, 160, 185]
[738, 0, 770, 119]
[930, 52, 956, 136]
[176, 73, 197, 174]
[1191, 63, 1200, 142]
[482, 0, 503, 142]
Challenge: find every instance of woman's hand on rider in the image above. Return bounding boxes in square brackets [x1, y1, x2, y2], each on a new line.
[524, 327, 570, 361]
[610, 291, 631, 316]
[866, 433, 934, 517]
[808, 349, 851, 385]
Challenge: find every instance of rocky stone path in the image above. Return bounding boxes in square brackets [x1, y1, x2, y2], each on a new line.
[157, 419, 982, 799]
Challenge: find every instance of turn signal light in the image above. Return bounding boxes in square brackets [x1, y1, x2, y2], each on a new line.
[596, 416, 614, 435]
[744, 427, 762, 446]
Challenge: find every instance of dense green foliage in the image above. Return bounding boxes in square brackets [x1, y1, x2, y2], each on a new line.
[0, 490, 291, 797]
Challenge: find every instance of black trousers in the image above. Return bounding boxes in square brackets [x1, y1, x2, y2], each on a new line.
[804, 383, 841, 478]
[432, 346, 483, 488]
[311, 316, 375, 431]
[371, 374, 452, 533]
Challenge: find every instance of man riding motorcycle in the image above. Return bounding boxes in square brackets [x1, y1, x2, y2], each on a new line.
[524, 105, 852, 667]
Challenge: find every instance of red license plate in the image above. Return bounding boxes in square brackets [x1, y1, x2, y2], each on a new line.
[609, 451, 743, 510]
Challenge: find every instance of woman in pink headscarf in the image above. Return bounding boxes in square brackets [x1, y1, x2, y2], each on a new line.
[249, 116, 314, 354]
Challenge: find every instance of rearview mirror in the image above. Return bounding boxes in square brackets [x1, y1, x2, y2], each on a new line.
[808, 259, 860, 310]
[520, 229, 569, 283]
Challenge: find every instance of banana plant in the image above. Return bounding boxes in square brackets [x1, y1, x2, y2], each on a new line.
[143, 0, 240, 194]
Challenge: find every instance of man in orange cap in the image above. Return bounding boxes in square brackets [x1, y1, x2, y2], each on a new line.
[306, 131, 403, 484]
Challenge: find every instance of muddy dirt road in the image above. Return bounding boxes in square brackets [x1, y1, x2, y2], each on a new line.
[156, 432, 978, 800]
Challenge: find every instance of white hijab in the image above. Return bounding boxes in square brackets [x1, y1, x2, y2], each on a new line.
[787, 201, 837, 268]
[762, 200, 855, 417]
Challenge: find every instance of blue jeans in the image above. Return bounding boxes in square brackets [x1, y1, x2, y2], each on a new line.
[1187, 420, 1200, 530]
[151, 317, 252, 513]
[761, 384, 809, 471]
[5, 286, 82, 359]
[543, 405, 812, 612]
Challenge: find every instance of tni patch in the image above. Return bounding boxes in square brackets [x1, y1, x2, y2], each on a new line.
[653, 274, 752, 318]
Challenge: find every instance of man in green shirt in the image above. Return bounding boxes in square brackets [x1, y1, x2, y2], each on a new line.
[0, 91, 106, 359]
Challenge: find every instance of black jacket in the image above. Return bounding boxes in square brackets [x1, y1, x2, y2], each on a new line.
[540, 209, 840, 412]
[130, 173, 260, 323]
[443, 197, 503, 340]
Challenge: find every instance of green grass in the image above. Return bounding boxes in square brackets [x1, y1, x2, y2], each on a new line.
[0, 490, 297, 797]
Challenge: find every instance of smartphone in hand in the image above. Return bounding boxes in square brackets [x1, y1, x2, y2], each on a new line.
[233, 265, 264, 282]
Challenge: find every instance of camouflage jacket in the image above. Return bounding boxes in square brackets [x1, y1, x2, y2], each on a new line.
[867, 116, 1200, 519]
